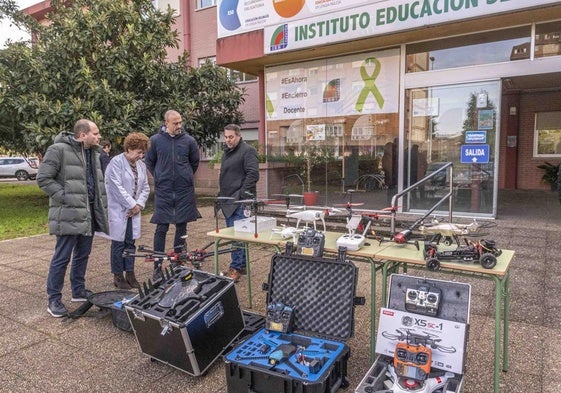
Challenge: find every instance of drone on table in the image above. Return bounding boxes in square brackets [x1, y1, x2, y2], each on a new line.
[273, 192, 342, 233]
[418, 218, 496, 247]
[285, 207, 342, 232]
[270, 224, 304, 243]
[123, 236, 235, 272]
[213, 192, 271, 238]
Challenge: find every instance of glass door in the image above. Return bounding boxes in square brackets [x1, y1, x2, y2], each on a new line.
[405, 81, 500, 216]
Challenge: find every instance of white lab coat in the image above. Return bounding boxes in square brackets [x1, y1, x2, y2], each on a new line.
[104, 153, 150, 241]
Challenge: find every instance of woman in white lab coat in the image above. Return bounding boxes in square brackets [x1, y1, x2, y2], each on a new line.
[105, 132, 151, 289]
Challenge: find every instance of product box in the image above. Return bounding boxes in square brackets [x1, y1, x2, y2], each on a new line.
[375, 308, 468, 374]
[224, 251, 362, 392]
[355, 274, 470, 392]
[125, 266, 244, 376]
[234, 216, 277, 233]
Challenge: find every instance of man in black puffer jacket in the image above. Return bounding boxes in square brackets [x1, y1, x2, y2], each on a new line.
[145, 110, 200, 281]
[218, 124, 259, 282]
[37, 119, 108, 318]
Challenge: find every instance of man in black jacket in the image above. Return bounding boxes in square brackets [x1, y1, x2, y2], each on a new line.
[145, 110, 200, 281]
[218, 124, 259, 282]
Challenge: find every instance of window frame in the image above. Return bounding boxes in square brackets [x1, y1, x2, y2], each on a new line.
[197, 0, 217, 10]
[533, 111, 561, 158]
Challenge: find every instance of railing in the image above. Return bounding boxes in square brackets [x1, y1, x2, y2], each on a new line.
[390, 162, 454, 235]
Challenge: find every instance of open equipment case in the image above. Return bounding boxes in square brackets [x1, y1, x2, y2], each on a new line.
[224, 246, 364, 393]
[125, 265, 245, 376]
[355, 274, 471, 393]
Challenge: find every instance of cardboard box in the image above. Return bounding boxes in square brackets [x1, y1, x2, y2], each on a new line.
[375, 308, 468, 374]
[234, 216, 277, 233]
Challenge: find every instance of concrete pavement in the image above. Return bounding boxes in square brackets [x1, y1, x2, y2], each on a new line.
[0, 189, 560, 392]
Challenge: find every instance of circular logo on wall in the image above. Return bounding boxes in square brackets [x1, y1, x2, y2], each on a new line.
[219, 0, 241, 31]
[273, 0, 305, 18]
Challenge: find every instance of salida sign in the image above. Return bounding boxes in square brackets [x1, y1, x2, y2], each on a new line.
[460, 144, 490, 164]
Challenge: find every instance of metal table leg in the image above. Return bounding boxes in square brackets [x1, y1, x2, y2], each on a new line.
[502, 272, 510, 372]
[493, 272, 510, 393]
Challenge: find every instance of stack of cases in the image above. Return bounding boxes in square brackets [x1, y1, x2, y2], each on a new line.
[356, 274, 470, 393]
[125, 266, 245, 376]
[224, 251, 361, 393]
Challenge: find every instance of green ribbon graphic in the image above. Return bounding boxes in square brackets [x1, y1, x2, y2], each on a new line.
[355, 57, 384, 112]
[266, 94, 274, 118]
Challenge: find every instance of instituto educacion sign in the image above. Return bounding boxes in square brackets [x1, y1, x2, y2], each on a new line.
[264, 0, 559, 54]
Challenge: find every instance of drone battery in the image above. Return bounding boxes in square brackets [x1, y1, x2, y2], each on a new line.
[224, 252, 360, 393]
[125, 266, 244, 376]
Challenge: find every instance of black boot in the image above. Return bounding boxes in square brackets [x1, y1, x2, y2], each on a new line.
[125, 271, 140, 289]
[114, 273, 132, 290]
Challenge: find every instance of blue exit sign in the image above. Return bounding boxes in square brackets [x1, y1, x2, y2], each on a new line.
[461, 144, 489, 164]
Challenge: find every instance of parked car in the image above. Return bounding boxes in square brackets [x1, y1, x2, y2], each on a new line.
[0, 157, 39, 181]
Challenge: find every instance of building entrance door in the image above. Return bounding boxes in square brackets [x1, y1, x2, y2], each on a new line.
[405, 81, 500, 216]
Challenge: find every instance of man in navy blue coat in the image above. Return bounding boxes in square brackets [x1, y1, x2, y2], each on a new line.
[145, 110, 200, 281]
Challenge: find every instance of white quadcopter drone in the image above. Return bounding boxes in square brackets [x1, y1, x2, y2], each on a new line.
[285, 207, 341, 232]
[270, 224, 304, 243]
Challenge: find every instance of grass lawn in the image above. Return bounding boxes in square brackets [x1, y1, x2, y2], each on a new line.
[0, 182, 214, 241]
[0, 183, 50, 240]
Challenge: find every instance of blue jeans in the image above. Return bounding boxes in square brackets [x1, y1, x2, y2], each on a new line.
[153, 222, 187, 268]
[226, 205, 246, 270]
[110, 217, 135, 274]
[47, 234, 94, 302]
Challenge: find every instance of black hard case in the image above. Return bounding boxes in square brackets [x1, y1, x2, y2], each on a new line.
[224, 252, 360, 393]
[125, 267, 244, 376]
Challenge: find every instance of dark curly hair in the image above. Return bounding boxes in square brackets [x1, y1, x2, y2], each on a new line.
[123, 132, 150, 152]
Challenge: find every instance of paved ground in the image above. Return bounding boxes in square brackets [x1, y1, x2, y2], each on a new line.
[0, 189, 560, 393]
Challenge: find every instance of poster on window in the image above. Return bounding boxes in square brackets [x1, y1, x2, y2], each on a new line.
[265, 48, 400, 120]
[477, 110, 494, 130]
[306, 124, 326, 141]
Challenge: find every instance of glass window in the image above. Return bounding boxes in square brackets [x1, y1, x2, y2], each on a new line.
[198, 57, 257, 83]
[535, 21, 561, 58]
[406, 26, 531, 72]
[534, 111, 561, 157]
[264, 49, 402, 209]
[405, 81, 500, 216]
[230, 69, 258, 83]
[198, 56, 216, 66]
[197, 0, 217, 9]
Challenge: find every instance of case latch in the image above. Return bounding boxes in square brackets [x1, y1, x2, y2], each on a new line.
[354, 296, 366, 306]
[132, 309, 145, 321]
[160, 320, 173, 335]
